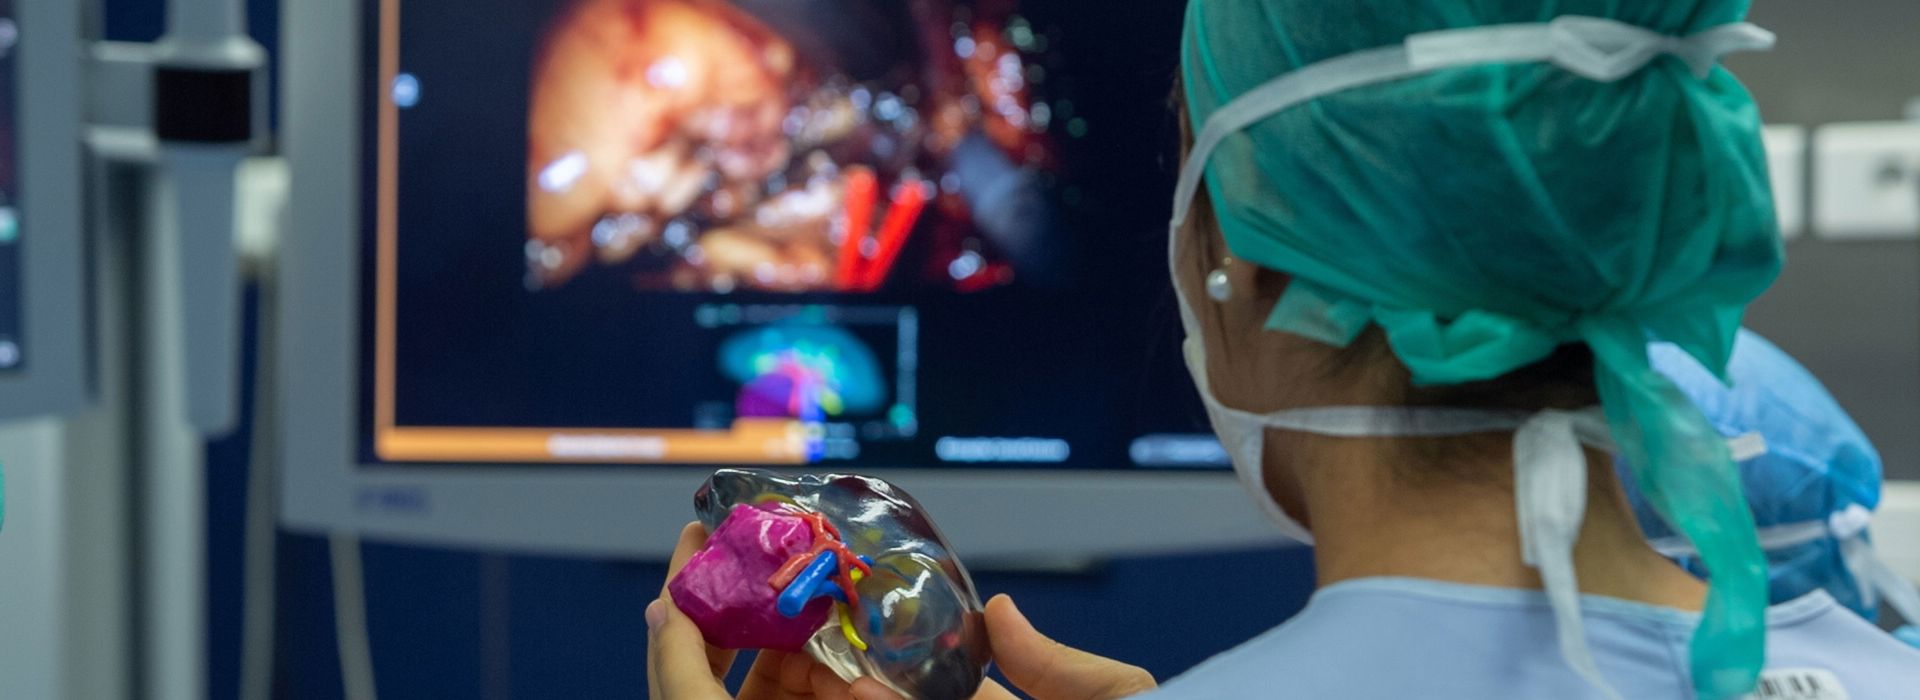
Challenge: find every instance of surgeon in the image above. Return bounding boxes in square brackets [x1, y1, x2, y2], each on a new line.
[1633, 328, 1920, 646]
[647, 2, 1920, 698]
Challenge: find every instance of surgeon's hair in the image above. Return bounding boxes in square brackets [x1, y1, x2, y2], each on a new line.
[1173, 82, 1599, 480]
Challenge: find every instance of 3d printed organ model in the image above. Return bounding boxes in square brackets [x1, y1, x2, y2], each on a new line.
[667, 469, 989, 700]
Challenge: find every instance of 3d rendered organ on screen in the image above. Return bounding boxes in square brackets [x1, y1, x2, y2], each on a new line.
[720, 324, 886, 421]
[667, 469, 989, 700]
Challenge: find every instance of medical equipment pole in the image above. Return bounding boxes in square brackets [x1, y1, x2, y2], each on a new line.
[154, 0, 263, 435]
[144, 1, 264, 699]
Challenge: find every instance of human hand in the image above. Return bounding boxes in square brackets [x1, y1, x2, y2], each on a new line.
[967, 595, 1158, 700]
[838, 593, 1157, 700]
[646, 522, 904, 700]
[647, 522, 1153, 700]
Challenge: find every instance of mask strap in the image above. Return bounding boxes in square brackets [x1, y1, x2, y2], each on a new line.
[1170, 16, 1775, 229]
[1649, 521, 1825, 559]
[1514, 409, 1623, 700]
[1858, 545, 1920, 630]
[1238, 403, 1796, 700]
[1406, 17, 1775, 81]
[1238, 404, 1633, 450]
[1654, 503, 1908, 624]
[1260, 405, 1624, 698]
[1834, 514, 1920, 627]
[1250, 406, 1532, 436]
[1726, 432, 1768, 462]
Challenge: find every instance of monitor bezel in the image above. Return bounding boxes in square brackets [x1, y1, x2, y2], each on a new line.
[0, 0, 90, 420]
[278, 0, 1281, 560]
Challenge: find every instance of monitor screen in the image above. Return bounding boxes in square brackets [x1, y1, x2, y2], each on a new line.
[362, 0, 1220, 470]
[0, 0, 20, 374]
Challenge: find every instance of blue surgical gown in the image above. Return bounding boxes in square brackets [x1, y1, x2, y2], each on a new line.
[1137, 578, 1920, 699]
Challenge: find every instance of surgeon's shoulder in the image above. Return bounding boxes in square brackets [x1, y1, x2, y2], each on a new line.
[1760, 593, 1920, 699]
[1124, 599, 1393, 699]
[1124, 627, 1343, 699]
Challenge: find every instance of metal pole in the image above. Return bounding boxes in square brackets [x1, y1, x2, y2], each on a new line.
[139, 162, 209, 700]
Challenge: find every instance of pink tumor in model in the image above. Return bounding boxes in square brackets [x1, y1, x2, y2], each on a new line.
[666, 503, 833, 651]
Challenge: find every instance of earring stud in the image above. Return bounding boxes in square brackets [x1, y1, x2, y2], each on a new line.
[1205, 260, 1233, 302]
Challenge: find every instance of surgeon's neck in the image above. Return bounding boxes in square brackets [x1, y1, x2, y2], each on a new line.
[1291, 438, 1708, 611]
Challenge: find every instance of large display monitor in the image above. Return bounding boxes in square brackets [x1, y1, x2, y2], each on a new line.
[281, 0, 1278, 559]
[0, 0, 88, 420]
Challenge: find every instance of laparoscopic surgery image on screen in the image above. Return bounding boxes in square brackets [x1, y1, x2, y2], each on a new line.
[364, 0, 1216, 469]
[0, 0, 21, 373]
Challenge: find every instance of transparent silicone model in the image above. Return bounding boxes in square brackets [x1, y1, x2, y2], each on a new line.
[669, 469, 990, 700]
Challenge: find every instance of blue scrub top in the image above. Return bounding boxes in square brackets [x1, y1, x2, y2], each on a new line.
[1137, 578, 1920, 699]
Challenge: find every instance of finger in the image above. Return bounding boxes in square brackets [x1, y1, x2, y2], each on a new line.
[647, 601, 663, 699]
[777, 651, 815, 694]
[848, 678, 907, 700]
[811, 664, 859, 700]
[968, 679, 1023, 700]
[985, 595, 1156, 700]
[732, 650, 801, 698]
[660, 522, 738, 679]
[647, 598, 730, 699]
[663, 521, 711, 585]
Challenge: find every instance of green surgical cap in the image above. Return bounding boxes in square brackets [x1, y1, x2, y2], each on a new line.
[1181, 1, 1784, 698]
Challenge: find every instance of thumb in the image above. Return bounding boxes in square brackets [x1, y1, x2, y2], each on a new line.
[985, 595, 1156, 700]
